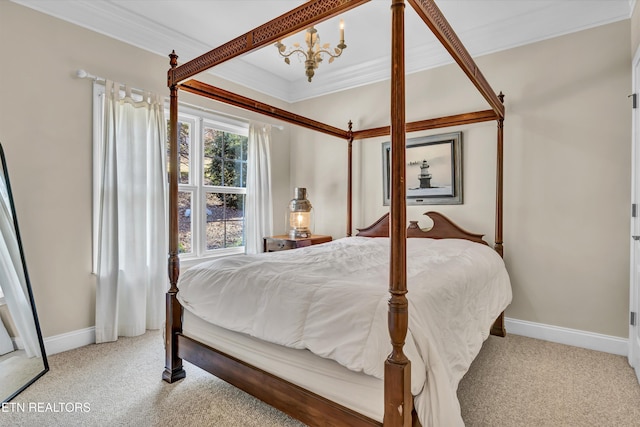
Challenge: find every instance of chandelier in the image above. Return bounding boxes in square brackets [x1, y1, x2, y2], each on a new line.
[274, 20, 346, 82]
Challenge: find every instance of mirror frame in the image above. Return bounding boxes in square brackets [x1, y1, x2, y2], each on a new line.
[0, 143, 48, 403]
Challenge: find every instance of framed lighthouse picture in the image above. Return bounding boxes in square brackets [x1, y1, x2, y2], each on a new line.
[382, 132, 462, 205]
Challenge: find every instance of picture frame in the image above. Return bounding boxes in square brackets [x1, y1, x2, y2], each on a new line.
[382, 131, 462, 205]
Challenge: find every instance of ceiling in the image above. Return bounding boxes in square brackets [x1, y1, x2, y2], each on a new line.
[12, 0, 635, 103]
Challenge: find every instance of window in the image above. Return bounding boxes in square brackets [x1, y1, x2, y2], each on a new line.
[167, 107, 249, 260]
[93, 83, 249, 266]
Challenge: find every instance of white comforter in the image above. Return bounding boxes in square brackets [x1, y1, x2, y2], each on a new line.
[177, 236, 512, 426]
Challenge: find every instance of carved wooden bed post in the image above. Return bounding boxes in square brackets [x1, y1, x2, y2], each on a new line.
[163, 50, 186, 383]
[491, 91, 507, 338]
[494, 91, 505, 258]
[385, 1, 412, 426]
[347, 120, 353, 237]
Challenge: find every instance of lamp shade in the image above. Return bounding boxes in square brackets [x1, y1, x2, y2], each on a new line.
[288, 187, 313, 238]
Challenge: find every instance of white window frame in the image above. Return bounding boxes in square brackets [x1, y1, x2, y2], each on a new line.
[170, 105, 249, 263]
[92, 83, 250, 272]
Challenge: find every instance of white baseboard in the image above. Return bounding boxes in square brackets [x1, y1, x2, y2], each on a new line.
[505, 317, 628, 356]
[40, 320, 629, 358]
[44, 327, 95, 355]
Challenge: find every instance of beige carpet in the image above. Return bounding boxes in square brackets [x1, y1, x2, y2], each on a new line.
[458, 334, 640, 426]
[2, 331, 639, 426]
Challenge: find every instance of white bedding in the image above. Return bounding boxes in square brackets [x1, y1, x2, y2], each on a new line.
[177, 236, 512, 426]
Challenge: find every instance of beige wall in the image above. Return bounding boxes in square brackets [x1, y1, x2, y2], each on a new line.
[632, 1, 639, 55]
[291, 20, 632, 338]
[0, 1, 292, 338]
[0, 305, 17, 337]
[0, 1, 633, 341]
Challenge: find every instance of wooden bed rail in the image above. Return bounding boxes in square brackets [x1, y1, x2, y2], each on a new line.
[352, 109, 498, 140]
[179, 80, 348, 140]
[179, 79, 499, 142]
[168, 0, 369, 86]
[408, 0, 504, 119]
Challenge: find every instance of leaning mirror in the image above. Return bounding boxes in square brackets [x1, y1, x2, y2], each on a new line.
[0, 142, 48, 402]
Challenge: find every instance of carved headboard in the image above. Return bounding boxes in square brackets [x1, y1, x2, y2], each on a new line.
[355, 211, 488, 246]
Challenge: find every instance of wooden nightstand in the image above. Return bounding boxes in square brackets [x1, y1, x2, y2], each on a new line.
[263, 234, 332, 253]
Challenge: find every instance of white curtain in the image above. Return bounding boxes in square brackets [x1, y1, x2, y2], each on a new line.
[95, 81, 168, 343]
[245, 123, 273, 254]
[0, 174, 40, 357]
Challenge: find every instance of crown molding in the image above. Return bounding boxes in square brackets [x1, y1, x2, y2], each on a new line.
[11, 0, 634, 104]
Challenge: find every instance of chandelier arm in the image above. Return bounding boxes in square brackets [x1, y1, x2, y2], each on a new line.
[278, 48, 307, 59]
[313, 48, 344, 59]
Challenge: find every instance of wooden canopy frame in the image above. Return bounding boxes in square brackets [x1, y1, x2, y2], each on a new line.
[163, 1, 506, 426]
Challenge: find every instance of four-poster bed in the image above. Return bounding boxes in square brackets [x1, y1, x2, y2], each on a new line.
[163, 1, 509, 426]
